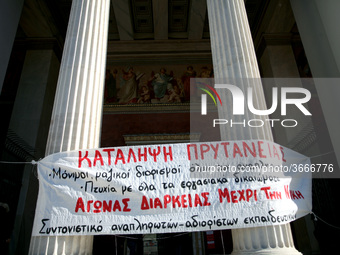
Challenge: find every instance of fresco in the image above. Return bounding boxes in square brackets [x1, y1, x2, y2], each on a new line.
[104, 64, 213, 104]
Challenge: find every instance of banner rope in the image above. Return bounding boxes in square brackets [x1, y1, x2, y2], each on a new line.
[0, 160, 38, 165]
[309, 151, 335, 159]
[311, 212, 340, 230]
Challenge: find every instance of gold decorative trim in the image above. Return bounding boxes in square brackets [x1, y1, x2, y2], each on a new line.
[123, 133, 201, 145]
[103, 102, 216, 114]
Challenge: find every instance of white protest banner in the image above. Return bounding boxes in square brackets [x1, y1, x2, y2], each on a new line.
[32, 140, 312, 236]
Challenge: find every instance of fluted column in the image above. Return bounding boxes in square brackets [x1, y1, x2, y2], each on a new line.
[29, 0, 110, 254]
[207, 0, 301, 254]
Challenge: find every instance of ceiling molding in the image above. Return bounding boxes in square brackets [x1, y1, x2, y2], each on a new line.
[103, 103, 191, 114]
[106, 40, 212, 63]
[103, 102, 216, 114]
[123, 133, 201, 145]
[107, 39, 211, 54]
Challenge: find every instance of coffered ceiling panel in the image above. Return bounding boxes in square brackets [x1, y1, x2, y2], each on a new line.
[168, 0, 190, 32]
[22, 0, 269, 42]
[131, 0, 153, 33]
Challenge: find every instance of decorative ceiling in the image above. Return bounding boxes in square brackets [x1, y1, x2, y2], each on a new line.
[36, 0, 268, 42]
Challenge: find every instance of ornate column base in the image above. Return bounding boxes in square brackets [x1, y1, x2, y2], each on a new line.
[232, 225, 301, 255]
[232, 248, 301, 255]
[29, 236, 93, 255]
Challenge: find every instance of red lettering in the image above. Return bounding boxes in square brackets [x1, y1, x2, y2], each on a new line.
[200, 144, 210, 159]
[230, 191, 238, 203]
[163, 146, 173, 162]
[221, 142, 229, 158]
[93, 200, 102, 213]
[233, 143, 243, 157]
[258, 141, 266, 158]
[138, 148, 147, 162]
[296, 191, 304, 199]
[75, 197, 85, 212]
[93, 150, 104, 166]
[284, 185, 290, 199]
[154, 198, 163, 209]
[243, 142, 256, 157]
[276, 192, 282, 199]
[238, 190, 245, 201]
[272, 145, 280, 160]
[113, 200, 122, 212]
[188, 194, 193, 207]
[127, 148, 137, 163]
[103, 200, 112, 212]
[149, 198, 153, 209]
[290, 191, 298, 200]
[201, 192, 211, 206]
[78, 151, 91, 168]
[218, 188, 230, 203]
[102, 148, 115, 165]
[122, 198, 131, 212]
[164, 195, 171, 208]
[87, 200, 93, 212]
[280, 146, 286, 162]
[141, 196, 149, 210]
[181, 195, 188, 208]
[246, 189, 253, 201]
[187, 144, 198, 160]
[172, 195, 181, 208]
[194, 194, 203, 207]
[115, 149, 126, 164]
[261, 186, 271, 199]
[149, 146, 161, 162]
[210, 144, 219, 159]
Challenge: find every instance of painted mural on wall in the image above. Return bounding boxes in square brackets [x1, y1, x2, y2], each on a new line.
[104, 64, 214, 104]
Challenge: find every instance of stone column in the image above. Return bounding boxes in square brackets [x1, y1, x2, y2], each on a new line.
[207, 1, 301, 254]
[29, 0, 110, 254]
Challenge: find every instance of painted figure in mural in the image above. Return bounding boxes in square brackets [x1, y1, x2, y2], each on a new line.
[199, 66, 213, 78]
[104, 69, 117, 103]
[137, 85, 151, 103]
[118, 67, 143, 104]
[197, 66, 214, 99]
[150, 68, 173, 99]
[181, 65, 197, 101]
[168, 84, 182, 103]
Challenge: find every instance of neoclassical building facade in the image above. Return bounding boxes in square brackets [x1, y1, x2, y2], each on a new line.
[1, 0, 340, 254]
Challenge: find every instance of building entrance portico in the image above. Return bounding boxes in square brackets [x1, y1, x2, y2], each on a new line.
[2, 1, 340, 255]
